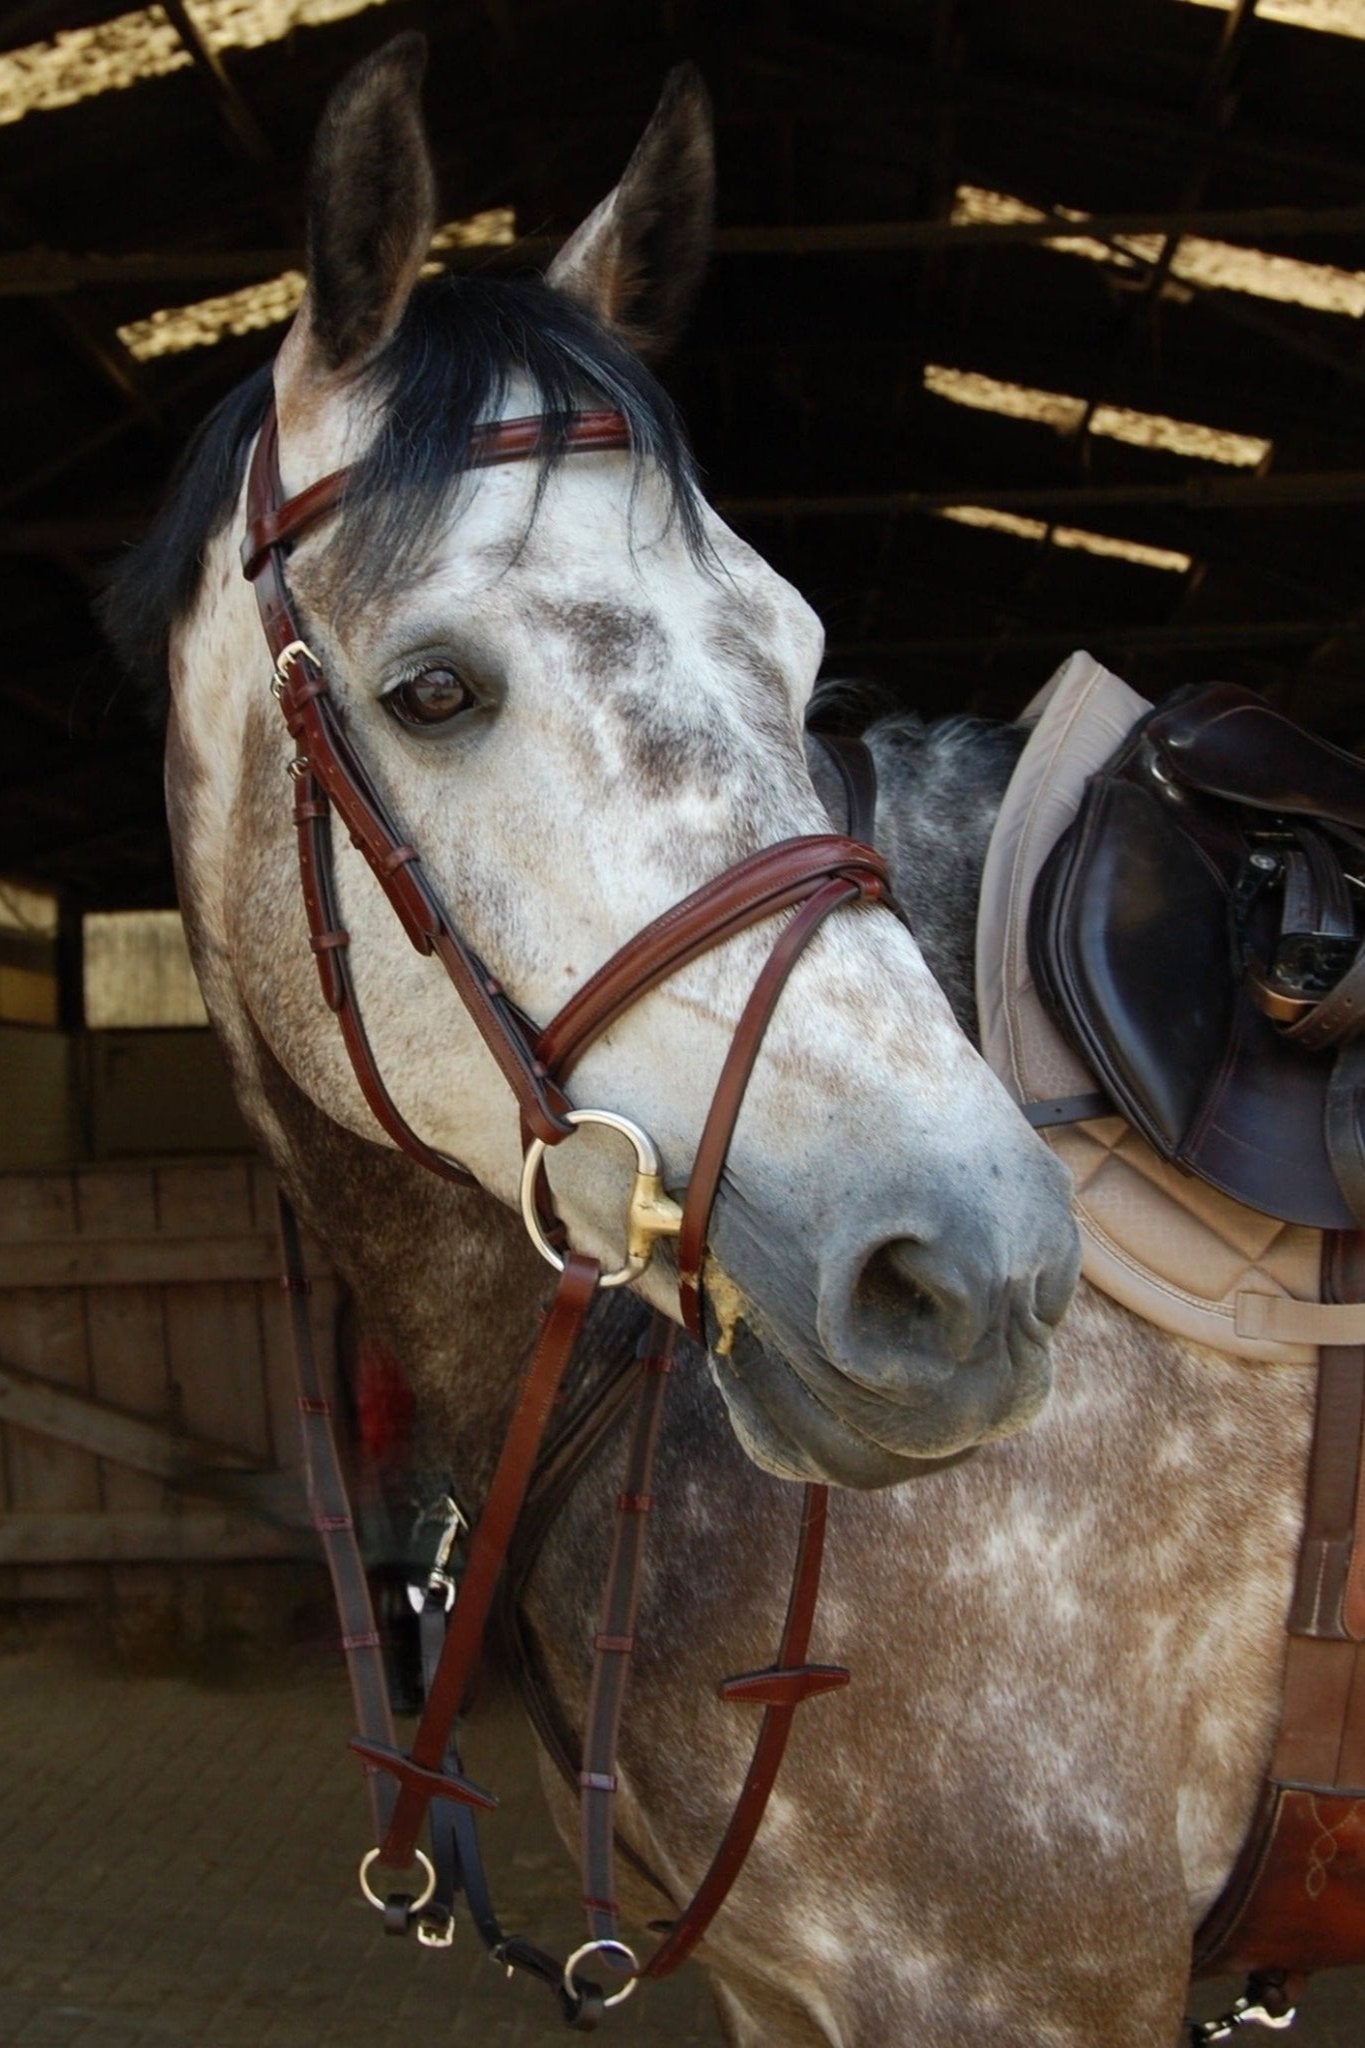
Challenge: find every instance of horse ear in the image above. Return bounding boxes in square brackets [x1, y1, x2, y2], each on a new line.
[546, 64, 714, 360]
[294, 32, 436, 376]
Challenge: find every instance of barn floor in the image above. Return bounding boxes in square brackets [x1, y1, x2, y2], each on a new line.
[0, 1607, 721, 2048]
[0, 1601, 1361, 2048]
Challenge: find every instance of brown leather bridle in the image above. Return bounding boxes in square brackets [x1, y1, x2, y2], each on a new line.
[243, 390, 891, 2020]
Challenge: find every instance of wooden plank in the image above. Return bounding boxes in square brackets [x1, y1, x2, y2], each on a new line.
[0, 1280, 101, 1602]
[166, 1276, 273, 1463]
[0, 1234, 281, 1288]
[77, 1163, 167, 1535]
[85, 1282, 167, 1517]
[0, 1356, 230, 1480]
[0, 1356, 307, 1524]
[0, 1170, 76, 1241]
[74, 1164, 157, 1239]
[0, 1512, 313, 1563]
[154, 1158, 254, 1236]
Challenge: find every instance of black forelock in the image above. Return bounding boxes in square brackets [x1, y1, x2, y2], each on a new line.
[99, 271, 706, 721]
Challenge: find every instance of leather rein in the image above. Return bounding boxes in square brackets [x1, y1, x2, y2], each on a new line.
[242, 393, 891, 2022]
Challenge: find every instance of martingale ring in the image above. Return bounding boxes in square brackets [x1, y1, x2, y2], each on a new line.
[520, 1109, 683, 1289]
[358, 1845, 436, 1914]
[562, 1938, 639, 2009]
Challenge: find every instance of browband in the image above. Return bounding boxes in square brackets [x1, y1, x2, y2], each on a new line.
[241, 408, 633, 578]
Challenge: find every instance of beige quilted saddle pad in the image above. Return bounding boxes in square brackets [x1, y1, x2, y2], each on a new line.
[976, 650, 1365, 1367]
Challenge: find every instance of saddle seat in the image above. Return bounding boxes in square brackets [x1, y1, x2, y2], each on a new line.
[1150, 685, 1365, 831]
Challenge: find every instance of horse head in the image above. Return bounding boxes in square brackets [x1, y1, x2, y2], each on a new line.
[119, 34, 1079, 1489]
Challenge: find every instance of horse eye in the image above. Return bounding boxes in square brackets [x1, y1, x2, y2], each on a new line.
[385, 665, 475, 729]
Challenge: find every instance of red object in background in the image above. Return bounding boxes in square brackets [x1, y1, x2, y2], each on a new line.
[355, 1334, 415, 1471]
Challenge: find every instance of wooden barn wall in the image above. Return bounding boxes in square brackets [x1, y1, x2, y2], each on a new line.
[0, 1156, 337, 1606]
[0, 1026, 252, 1174]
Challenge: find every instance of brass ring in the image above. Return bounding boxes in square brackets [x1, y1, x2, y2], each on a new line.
[357, 1845, 436, 1914]
[562, 1938, 639, 2009]
[519, 1110, 682, 1290]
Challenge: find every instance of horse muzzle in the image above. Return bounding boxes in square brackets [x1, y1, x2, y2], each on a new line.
[704, 1154, 1080, 1489]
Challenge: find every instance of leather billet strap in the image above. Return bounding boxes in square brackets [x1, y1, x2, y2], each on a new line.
[1195, 1228, 1365, 1978]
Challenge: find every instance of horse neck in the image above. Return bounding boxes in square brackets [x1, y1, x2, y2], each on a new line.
[849, 714, 1025, 1042]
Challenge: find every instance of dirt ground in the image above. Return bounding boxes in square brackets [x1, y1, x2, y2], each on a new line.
[0, 1588, 1360, 2048]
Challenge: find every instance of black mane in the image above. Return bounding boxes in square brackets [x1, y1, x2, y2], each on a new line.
[100, 272, 706, 718]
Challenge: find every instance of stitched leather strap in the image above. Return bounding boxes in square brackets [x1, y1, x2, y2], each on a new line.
[676, 876, 865, 1340]
[248, 383, 882, 2007]
[578, 1325, 677, 1944]
[535, 836, 887, 1081]
[1196, 1230, 1365, 1976]
[244, 399, 598, 1149]
[277, 1193, 397, 1840]
[1286, 946, 1365, 1054]
[361, 1251, 603, 1869]
[642, 1482, 849, 1978]
[814, 732, 880, 843]
[241, 409, 632, 576]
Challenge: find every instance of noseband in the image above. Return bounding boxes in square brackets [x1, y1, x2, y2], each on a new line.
[241, 392, 891, 2017]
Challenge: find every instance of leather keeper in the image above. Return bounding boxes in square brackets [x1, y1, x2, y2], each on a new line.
[718, 1663, 851, 1709]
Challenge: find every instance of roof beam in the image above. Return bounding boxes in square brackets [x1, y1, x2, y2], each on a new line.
[8, 203, 1365, 295]
[725, 473, 1365, 515]
[826, 619, 1348, 659]
[13, 469, 1365, 559]
[160, 0, 275, 167]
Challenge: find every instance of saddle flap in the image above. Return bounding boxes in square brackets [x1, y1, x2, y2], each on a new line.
[1031, 775, 1233, 1160]
[1029, 745, 1358, 1231]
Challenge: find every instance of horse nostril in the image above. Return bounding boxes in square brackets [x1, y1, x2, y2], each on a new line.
[850, 1239, 943, 1359]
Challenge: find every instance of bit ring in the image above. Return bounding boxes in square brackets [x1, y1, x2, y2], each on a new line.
[520, 1109, 682, 1289]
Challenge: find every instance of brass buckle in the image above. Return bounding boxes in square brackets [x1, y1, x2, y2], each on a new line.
[519, 1110, 682, 1289]
[272, 637, 317, 694]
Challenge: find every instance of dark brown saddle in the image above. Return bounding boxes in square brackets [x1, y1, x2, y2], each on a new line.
[1029, 683, 1365, 1230]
